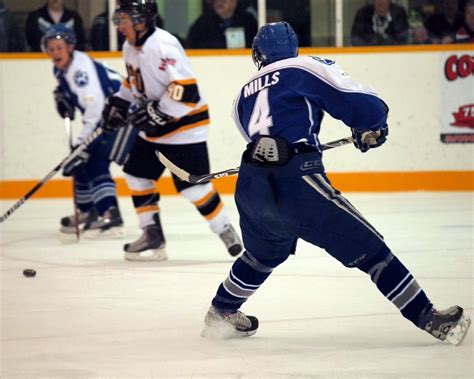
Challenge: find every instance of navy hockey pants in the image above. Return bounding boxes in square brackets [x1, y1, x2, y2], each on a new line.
[235, 151, 387, 267]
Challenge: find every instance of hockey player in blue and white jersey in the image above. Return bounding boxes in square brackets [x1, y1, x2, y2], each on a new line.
[44, 24, 126, 239]
[202, 22, 471, 344]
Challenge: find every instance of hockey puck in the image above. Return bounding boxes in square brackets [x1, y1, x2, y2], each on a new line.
[23, 269, 36, 277]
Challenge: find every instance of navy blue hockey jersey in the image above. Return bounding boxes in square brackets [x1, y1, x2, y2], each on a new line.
[232, 56, 388, 150]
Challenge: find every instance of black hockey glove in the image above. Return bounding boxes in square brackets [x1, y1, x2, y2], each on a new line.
[62, 145, 90, 176]
[351, 125, 388, 153]
[54, 87, 75, 120]
[130, 101, 172, 137]
[102, 96, 131, 131]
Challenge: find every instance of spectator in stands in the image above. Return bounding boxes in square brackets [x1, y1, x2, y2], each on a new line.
[187, 0, 258, 49]
[351, 0, 410, 46]
[25, 0, 86, 51]
[424, 0, 464, 43]
[90, 2, 164, 51]
[0, 0, 24, 52]
[455, 0, 474, 42]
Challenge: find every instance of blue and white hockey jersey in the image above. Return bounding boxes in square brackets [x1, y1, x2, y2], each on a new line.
[54, 50, 122, 145]
[232, 56, 388, 150]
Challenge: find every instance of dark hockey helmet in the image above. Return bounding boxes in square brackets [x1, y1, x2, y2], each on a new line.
[252, 22, 298, 70]
[113, 0, 158, 29]
[41, 23, 77, 51]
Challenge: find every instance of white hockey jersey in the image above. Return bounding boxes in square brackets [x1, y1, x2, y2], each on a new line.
[117, 28, 210, 145]
[54, 50, 122, 145]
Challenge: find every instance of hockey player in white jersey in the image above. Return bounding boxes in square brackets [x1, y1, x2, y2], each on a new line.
[201, 22, 471, 345]
[102, 0, 242, 261]
[44, 24, 126, 239]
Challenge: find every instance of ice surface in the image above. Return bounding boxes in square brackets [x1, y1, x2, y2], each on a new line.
[1, 193, 472, 378]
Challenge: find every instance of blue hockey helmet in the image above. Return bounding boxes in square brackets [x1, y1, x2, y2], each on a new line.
[113, 0, 158, 29]
[252, 22, 298, 70]
[42, 23, 77, 51]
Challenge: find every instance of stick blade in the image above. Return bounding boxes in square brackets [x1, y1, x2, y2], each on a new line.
[156, 151, 191, 182]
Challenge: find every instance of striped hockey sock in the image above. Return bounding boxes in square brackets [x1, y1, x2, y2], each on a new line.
[212, 251, 288, 312]
[358, 246, 432, 328]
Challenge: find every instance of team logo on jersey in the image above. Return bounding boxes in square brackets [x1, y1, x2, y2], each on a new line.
[74, 70, 89, 87]
[310, 56, 335, 66]
[159, 58, 176, 71]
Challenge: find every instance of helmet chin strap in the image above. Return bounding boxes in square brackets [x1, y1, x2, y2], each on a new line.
[134, 24, 155, 47]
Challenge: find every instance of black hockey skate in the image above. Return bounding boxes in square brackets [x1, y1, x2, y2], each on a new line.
[82, 206, 124, 239]
[59, 208, 98, 243]
[219, 224, 243, 257]
[124, 214, 167, 261]
[60, 208, 98, 231]
[202, 306, 259, 339]
[424, 306, 471, 345]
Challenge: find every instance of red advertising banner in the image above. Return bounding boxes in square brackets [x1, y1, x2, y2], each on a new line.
[441, 53, 474, 143]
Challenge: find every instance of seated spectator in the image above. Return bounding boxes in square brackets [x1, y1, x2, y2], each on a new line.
[351, 0, 409, 46]
[90, 3, 164, 51]
[25, 0, 85, 51]
[455, 0, 474, 43]
[0, 0, 24, 52]
[424, 0, 464, 43]
[187, 0, 258, 49]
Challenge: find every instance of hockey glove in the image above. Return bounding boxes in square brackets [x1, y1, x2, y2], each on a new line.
[102, 96, 131, 131]
[130, 101, 172, 137]
[62, 145, 90, 176]
[54, 87, 75, 120]
[351, 125, 388, 153]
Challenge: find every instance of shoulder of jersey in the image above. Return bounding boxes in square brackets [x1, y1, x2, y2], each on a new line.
[143, 28, 182, 55]
[69, 50, 93, 73]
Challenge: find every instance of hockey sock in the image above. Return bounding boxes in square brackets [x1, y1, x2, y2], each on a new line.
[212, 250, 288, 312]
[131, 189, 160, 228]
[91, 175, 118, 214]
[181, 185, 228, 234]
[74, 179, 93, 213]
[358, 246, 432, 328]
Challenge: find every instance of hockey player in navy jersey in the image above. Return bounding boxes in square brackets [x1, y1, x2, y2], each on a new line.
[44, 24, 126, 239]
[202, 22, 471, 345]
[102, 0, 242, 261]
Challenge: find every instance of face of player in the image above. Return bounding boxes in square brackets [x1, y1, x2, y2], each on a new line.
[46, 39, 73, 71]
[466, 4, 474, 30]
[213, 0, 238, 20]
[47, 0, 65, 12]
[115, 12, 147, 46]
[373, 0, 390, 17]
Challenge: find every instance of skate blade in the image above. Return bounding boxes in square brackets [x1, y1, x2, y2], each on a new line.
[82, 226, 124, 240]
[58, 231, 80, 244]
[446, 314, 471, 346]
[124, 248, 168, 262]
[201, 323, 257, 339]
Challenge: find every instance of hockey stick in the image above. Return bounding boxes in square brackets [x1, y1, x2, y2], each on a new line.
[156, 136, 354, 184]
[64, 117, 80, 241]
[0, 127, 105, 224]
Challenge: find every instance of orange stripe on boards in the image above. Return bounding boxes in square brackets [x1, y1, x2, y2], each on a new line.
[327, 171, 474, 192]
[1, 44, 472, 61]
[0, 171, 472, 199]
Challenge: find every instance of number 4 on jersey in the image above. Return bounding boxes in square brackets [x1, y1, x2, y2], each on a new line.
[248, 88, 273, 136]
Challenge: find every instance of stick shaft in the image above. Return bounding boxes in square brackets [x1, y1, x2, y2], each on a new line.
[157, 136, 353, 184]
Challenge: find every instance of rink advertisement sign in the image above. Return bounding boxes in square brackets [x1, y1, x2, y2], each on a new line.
[441, 53, 474, 143]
